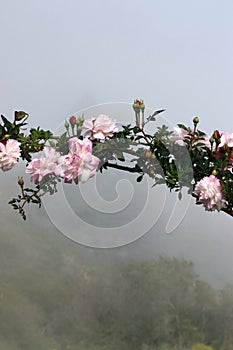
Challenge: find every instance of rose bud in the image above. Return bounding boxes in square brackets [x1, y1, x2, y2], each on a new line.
[213, 130, 221, 140]
[193, 116, 199, 125]
[212, 169, 217, 176]
[18, 177, 24, 187]
[64, 120, 69, 129]
[69, 116, 76, 126]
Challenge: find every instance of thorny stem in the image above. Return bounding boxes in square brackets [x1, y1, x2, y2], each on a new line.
[17, 175, 57, 211]
[20, 186, 42, 210]
[138, 127, 150, 144]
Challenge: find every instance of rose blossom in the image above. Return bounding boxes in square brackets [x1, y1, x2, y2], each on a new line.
[171, 127, 189, 146]
[63, 137, 99, 183]
[26, 147, 65, 184]
[219, 132, 233, 148]
[26, 138, 100, 185]
[83, 114, 118, 139]
[194, 175, 226, 211]
[0, 139, 21, 171]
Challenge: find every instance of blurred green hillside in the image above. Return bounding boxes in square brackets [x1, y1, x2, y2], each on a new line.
[1, 167, 233, 349]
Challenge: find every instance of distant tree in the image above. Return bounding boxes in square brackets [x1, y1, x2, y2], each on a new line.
[192, 342, 214, 350]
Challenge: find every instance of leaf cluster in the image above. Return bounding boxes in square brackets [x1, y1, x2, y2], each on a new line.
[0, 112, 52, 161]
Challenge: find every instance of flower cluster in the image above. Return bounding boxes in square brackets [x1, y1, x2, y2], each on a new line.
[173, 127, 233, 157]
[1, 104, 232, 220]
[24, 114, 118, 186]
[172, 124, 233, 212]
[25, 115, 118, 185]
[26, 138, 100, 184]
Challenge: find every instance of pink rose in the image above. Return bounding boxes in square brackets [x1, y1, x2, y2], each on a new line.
[194, 175, 226, 211]
[83, 114, 118, 140]
[0, 139, 21, 171]
[63, 137, 100, 183]
[171, 127, 190, 146]
[219, 132, 233, 148]
[26, 139, 100, 185]
[26, 147, 64, 184]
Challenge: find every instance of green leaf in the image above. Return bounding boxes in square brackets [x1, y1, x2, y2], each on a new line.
[133, 126, 140, 134]
[115, 151, 125, 161]
[167, 178, 175, 184]
[194, 142, 206, 148]
[177, 124, 190, 131]
[0, 124, 4, 137]
[31, 199, 40, 204]
[197, 130, 207, 136]
[136, 175, 143, 182]
[147, 109, 165, 122]
[1, 115, 13, 131]
[8, 198, 16, 204]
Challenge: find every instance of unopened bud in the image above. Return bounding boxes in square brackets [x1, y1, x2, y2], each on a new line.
[18, 177, 24, 186]
[15, 111, 29, 121]
[193, 116, 199, 125]
[79, 114, 85, 123]
[140, 100, 145, 111]
[212, 169, 217, 176]
[132, 99, 141, 113]
[213, 130, 221, 140]
[69, 116, 76, 126]
[64, 120, 69, 129]
[209, 136, 214, 145]
[149, 168, 155, 176]
[76, 115, 85, 127]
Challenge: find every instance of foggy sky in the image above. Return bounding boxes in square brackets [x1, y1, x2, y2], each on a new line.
[0, 0, 232, 133]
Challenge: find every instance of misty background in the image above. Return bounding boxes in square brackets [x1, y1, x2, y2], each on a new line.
[0, 1, 233, 349]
